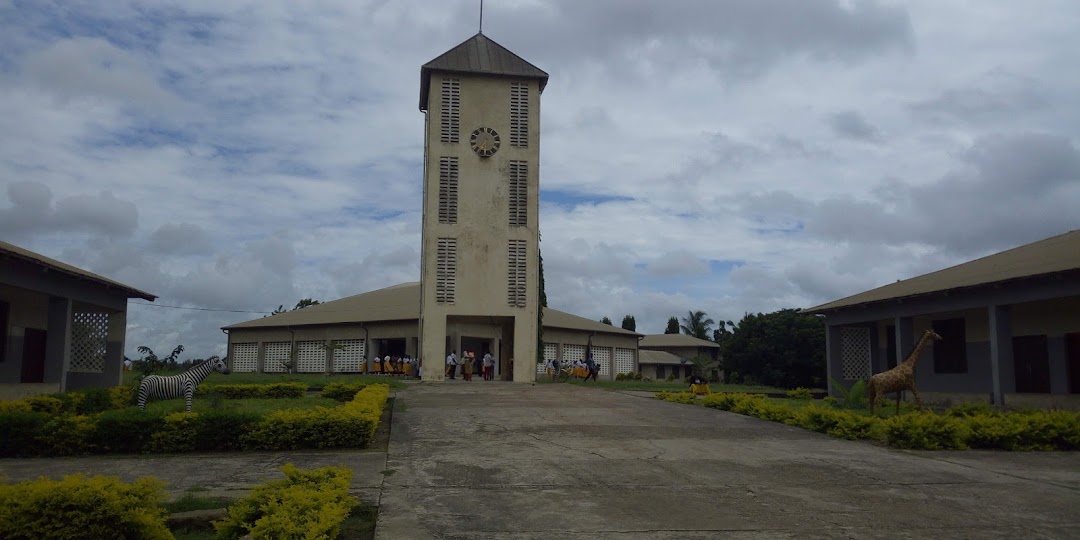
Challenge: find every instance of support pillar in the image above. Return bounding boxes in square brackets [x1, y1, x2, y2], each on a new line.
[45, 297, 72, 390]
[988, 305, 1012, 407]
[420, 315, 446, 381]
[825, 324, 841, 397]
[894, 316, 914, 365]
[105, 310, 126, 386]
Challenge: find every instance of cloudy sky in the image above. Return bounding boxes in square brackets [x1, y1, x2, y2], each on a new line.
[2, 0, 1079, 359]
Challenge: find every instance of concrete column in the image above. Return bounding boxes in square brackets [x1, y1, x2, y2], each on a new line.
[825, 324, 841, 397]
[1048, 335, 1067, 395]
[257, 341, 266, 374]
[512, 315, 537, 383]
[105, 309, 126, 387]
[988, 305, 1012, 407]
[492, 337, 501, 379]
[421, 315, 446, 381]
[45, 297, 72, 390]
[324, 340, 333, 375]
[607, 346, 616, 380]
[894, 317, 914, 366]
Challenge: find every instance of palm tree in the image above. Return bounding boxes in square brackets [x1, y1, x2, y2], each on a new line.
[680, 310, 715, 340]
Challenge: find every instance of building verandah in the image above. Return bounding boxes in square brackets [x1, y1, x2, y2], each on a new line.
[824, 292, 1080, 409]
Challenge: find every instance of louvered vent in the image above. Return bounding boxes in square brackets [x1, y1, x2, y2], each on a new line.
[436, 238, 457, 303]
[510, 83, 528, 147]
[508, 160, 527, 227]
[439, 157, 458, 224]
[507, 239, 527, 307]
[440, 78, 460, 143]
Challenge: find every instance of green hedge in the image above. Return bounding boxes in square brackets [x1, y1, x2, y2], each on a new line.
[321, 382, 367, 402]
[200, 383, 308, 399]
[0, 384, 390, 457]
[656, 391, 1080, 451]
[214, 464, 357, 540]
[0, 474, 173, 540]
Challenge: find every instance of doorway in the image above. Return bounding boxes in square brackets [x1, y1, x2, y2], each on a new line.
[886, 325, 897, 370]
[1067, 332, 1080, 394]
[1013, 334, 1050, 393]
[21, 328, 47, 383]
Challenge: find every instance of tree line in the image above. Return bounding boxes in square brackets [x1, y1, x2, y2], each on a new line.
[598, 308, 826, 389]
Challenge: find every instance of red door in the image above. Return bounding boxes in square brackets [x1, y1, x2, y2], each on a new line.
[21, 328, 47, 383]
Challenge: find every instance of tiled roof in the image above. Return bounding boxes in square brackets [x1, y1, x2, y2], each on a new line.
[420, 32, 548, 111]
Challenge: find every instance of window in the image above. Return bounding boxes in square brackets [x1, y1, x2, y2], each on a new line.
[436, 238, 457, 303]
[440, 78, 460, 143]
[510, 83, 528, 147]
[933, 319, 967, 373]
[656, 365, 666, 379]
[508, 160, 527, 227]
[507, 240, 527, 307]
[438, 157, 458, 224]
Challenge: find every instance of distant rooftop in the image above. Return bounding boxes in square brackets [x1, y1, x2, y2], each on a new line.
[639, 333, 720, 349]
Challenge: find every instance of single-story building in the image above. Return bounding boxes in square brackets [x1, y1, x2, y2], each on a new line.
[638, 333, 721, 381]
[222, 282, 640, 381]
[806, 230, 1080, 408]
[1, 240, 156, 399]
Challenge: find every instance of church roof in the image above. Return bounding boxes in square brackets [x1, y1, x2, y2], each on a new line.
[806, 229, 1080, 314]
[222, 282, 639, 336]
[420, 32, 549, 111]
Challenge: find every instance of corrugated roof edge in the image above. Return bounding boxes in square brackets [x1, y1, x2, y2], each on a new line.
[804, 229, 1080, 314]
[1, 240, 157, 301]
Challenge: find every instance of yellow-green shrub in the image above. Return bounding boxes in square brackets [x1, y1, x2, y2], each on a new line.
[787, 405, 883, 441]
[883, 412, 970, 450]
[214, 464, 357, 540]
[655, 391, 695, 404]
[0, 399, 33, 413]
[242, 384, 388, 450]
[147, 412, 200, 453]
[35, 414, 96, 456]
[321, 382, 367, 402]
[109, 385, 137, 408]
[0, 474, 173, 540]
[786, 387, 813, 400]
[203, 383, 308, 399]
[25, 395, 65, 415]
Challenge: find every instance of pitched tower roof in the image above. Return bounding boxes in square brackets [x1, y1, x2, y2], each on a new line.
[420, 32, 549, 111]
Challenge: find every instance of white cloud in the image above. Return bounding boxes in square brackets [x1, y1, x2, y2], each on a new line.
[1, 0, 1078, 358]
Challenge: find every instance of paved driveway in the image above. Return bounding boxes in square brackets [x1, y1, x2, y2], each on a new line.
[377, 382, 1079, 539]
[1, 382, 1077, 539]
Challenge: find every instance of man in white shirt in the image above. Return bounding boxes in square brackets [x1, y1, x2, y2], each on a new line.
[446, 350, 458, 379]
[483, 352, 495, 381]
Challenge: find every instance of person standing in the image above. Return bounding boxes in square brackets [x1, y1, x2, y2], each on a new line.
[584, 353, 599, 382]
[483, 352, 494, 381]
[463, 353, 474, 381]
[446, 350, 458, 379]
[551, 357, 560, 381]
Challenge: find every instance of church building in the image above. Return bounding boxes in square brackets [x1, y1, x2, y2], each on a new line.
[222, 33, 641, 381]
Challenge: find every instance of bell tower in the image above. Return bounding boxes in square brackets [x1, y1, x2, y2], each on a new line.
[417, 33, 548, 382]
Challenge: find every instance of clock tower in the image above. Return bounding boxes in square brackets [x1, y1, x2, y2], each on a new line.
[417, 33, 548, 382]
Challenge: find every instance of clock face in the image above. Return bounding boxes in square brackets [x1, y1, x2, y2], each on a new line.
[470, 127, 501, 157]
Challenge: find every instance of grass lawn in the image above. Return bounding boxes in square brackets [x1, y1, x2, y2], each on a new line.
[129, 395, 340, 415]
[538, 378, 794, 394]
[123, 371, 406, 389]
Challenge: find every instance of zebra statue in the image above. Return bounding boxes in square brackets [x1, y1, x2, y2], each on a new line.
[137, 356, 231, 412]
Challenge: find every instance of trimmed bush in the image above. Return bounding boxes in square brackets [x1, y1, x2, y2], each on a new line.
[786, 387, 813, 400]
[214, 464, 357, 540]
[0, 410, 50, 457]
[0, 399, 33, 413]
[89, 408, 167, 454]
[322, 382, 368, 402]
[655, 391, 695, 404]
[883, 412, 970, 450]
[0, 474, 173, 540]
[787, 405, 882, 441]
[35, 414, 96, 456]
[203, 383, 308, 399]
[242, 384, 389, 450]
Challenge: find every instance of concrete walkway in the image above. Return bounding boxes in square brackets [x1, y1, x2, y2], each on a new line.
[1, 382, 1078, 539]
[377, 381, 1080, 539]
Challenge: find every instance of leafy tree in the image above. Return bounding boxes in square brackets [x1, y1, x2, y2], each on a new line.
[293, 298, 321, 310]
[680, 310, 715, 340]
[136, 345, 184, 375]
[600, 316, 612, 325]
[537, 246, 547, 364]
[621, 315, 636, 332]
[664, 316, 680, 334]
[722, 308, 825, 389]
[712, 320, 737, 349]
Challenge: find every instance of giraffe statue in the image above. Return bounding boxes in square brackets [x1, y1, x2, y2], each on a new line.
[867, 329, 943, 414]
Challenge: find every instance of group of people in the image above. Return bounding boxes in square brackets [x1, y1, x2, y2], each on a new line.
[445, 350, 497, 381]
[544, 353, 599, 382]
[366, 355, 419, 377]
